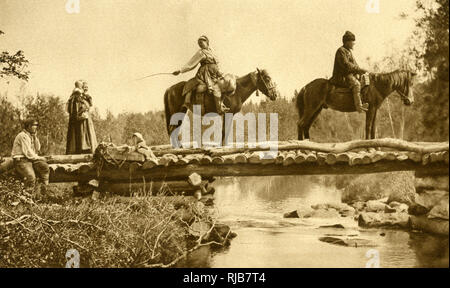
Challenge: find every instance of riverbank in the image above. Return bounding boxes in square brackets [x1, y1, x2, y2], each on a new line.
[0, 175, 233, 268]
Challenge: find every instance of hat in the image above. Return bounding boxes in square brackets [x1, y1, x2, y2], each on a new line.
[343, 31, 356, 43]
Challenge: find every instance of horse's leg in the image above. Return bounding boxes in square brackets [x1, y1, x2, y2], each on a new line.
[298, 108, 317, 141]
[365, 107, 376, 140]
[370, 109, 378, 140]
[304, 107, 323, 140]
[221, 114, 227, 146]
[297, 117, 304, 140]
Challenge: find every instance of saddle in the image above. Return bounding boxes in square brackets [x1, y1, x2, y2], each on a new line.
[182, 74, 237, 108]
[326, 74, 370, 107]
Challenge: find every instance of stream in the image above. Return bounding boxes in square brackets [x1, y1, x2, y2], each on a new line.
[179, 176, 449, 268]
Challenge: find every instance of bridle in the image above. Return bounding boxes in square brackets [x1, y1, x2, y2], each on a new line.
[255, 69, 277, 98]
[396, 78, 411, 103]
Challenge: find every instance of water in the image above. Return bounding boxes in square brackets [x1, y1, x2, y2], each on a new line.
[180, 176, 449, 268]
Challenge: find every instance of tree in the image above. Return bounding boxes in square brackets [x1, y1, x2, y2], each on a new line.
[416, 0, 449, 79]
[0, 95, 21, 156]
[414, 0, 449, 141]
[21, 94, 68, 154]
[0, 30, 30, 81]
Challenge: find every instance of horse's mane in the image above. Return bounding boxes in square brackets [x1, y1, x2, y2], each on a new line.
[372, 70, 410, 94]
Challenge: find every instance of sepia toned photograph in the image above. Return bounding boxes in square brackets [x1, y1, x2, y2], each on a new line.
[0, 0, 448, 273]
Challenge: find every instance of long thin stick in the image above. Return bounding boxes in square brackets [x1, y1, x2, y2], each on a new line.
[136, 73, 173, 81]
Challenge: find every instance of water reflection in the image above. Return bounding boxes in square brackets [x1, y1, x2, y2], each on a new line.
[182, 176, 448, 268]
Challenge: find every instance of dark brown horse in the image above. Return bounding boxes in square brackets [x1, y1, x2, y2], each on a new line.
[296, 70, 416, 140]
[164, 69, 280, 143]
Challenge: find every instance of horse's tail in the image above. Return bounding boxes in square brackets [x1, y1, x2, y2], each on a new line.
[164, 88, 171, 136]
[296, 86, 306, 118]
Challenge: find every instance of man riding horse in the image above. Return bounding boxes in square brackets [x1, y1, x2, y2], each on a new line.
[172, 35, 233, 115]
[330, 31, 369, 113]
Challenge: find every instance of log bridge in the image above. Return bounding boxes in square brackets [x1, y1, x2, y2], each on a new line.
[1, 138, 448, 194]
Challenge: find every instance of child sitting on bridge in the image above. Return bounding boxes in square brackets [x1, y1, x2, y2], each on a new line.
[131, 132, 157, 161]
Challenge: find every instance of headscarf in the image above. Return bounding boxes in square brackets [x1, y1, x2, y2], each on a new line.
[198, 35, 209, 45]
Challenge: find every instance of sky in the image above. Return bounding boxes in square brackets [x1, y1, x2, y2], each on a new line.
[0, 0, 418, 116]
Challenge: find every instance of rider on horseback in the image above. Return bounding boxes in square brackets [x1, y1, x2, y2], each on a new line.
[330, 31, 369, 113]
[173, 35, 230, 114]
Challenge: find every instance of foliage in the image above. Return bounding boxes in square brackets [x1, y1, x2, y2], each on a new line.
[0, 31, 30, 82]
[0, 174, 224, 268]
[412, 0, 449, 141]
[20, 94, 68, 155]
[0, 95, 22, 157]
[416, 0, 449, 78]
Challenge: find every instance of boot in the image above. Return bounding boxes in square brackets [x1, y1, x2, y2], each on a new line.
[213, 95, 230, 115]
[353, 87, 369, 113]
[181, 92, 191, 112]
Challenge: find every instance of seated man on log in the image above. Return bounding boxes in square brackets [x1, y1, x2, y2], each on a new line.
[330, 31, 369, 113]
[11, 119, 50, 197]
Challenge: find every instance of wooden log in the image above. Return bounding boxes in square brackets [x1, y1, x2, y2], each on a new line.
[99, 180, 209, 195]
[348, 152, 363, 166]
[407, 152, 422, 163]
[183, 154, 202, 165]
[248, 152, 262, 164]
[1, 154, 93, 174]
[422, 154, 431, 165]
[295, 151, 307, 164]
[384, 152, 398, 161]
[204, 138, 449, 156]
[370, 151, 385, 163]
[325, 153, 337, 165]
[360, 152, 372, 165]
[221, 154, 240, 164]
[46, 154, 94, 164]
[305, 151, 317, 163]
[142, 159, 158, 170]
[430, 152, 446, 163]
[396, 153, 409, 162]
[159, 154, 178, 166]
[176, 157, 190, 165]
[275, 151, 287, 165]
[0, 157, 14, 174]
[283, 151, 297, 166]
[45, 159, 449, 183]
[212, 156, 224, 165]
[336, 153, 350, 163]
[200, 155, 212, 165]
[234, 153, 248, 164]
[317, 153, 327, 165]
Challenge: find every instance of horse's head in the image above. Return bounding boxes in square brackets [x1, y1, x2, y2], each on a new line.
[255, 68, 280, 101]
[396, 70, 417, 106]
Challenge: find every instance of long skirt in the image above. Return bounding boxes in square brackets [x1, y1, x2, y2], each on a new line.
[66, 115, 98, 154]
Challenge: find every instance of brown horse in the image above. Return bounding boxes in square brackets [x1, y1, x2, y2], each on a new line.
[164, 69, 280, 144]
[296, 70, 416, 140]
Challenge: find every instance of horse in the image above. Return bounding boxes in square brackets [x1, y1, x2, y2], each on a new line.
[295, 70, 416, 140]
[164, 69, 280, 144]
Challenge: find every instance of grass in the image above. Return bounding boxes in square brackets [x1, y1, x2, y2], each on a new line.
[0, 174, 227, 268]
